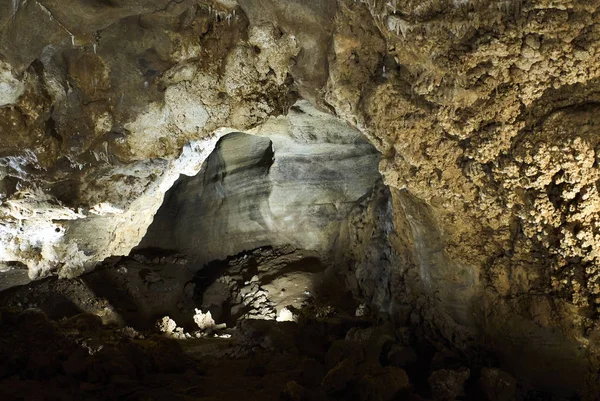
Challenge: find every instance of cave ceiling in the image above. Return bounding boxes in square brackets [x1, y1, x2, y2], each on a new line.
[2, 0, 600, 396]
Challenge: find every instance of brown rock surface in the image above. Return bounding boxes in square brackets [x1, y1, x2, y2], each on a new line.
[2, 0, 600, 398]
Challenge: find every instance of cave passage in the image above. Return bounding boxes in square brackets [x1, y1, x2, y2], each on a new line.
[2, 0, 598, 397]
[0, 100, 394, 330]
[132, 102, 391, 327]
[139, 122, 384, 268]
[0, 103, 567, 401]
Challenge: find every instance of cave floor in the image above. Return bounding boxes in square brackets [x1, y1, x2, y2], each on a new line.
[0, 304, 426, 401]
[0, 246, 336, 329]
[0, 303, 567, 401]
[0, 247, 573, 401]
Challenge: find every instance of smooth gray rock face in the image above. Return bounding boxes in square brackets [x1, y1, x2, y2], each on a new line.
[140, 102, 382, 267]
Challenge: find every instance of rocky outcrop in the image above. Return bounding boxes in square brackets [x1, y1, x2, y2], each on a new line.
[0, 0, 299, 281]
[2, 0, 600, 397]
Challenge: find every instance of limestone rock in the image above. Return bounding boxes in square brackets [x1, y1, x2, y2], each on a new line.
[1, 0, 600, 396]
[0, 61, 24, 106]
[193, 309, 216, 331]
[156, 316, 177, 334]
[140, 102, 382, 267]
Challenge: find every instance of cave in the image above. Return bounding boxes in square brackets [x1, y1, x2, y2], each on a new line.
[1, 0, 600, 400]
[135, 102, 391, 325]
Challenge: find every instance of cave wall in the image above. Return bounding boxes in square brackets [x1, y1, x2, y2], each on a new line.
[2, 0, 600, 396]
[140, 100, 383, 266]
[0, 0, 299, 281]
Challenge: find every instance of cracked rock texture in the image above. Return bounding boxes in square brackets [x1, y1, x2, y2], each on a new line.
[2, 0, 600, 397]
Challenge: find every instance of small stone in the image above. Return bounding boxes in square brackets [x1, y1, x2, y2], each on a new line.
[119, 326, 140, 339]
[355, 303, 368, 317]
[156, 316, 177, 334]
[193, 309, 216, 331]
[276, 307, 296, 322]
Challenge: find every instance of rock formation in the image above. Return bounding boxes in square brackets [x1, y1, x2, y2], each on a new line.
[140, 100, 382, 266]
[2, 0, 600, 399]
